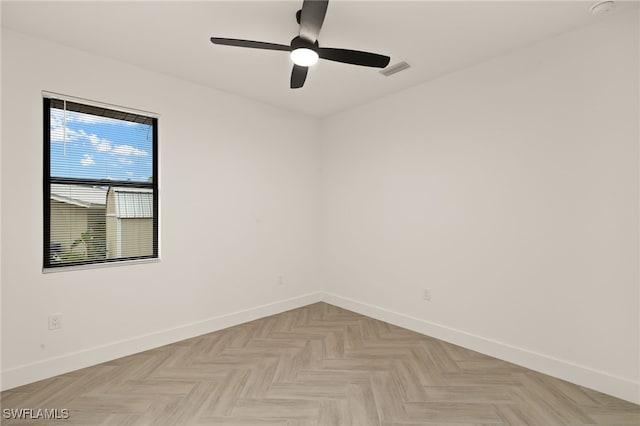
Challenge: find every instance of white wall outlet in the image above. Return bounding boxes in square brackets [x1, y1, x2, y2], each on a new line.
[277, 275, 285, 287]
[48, 314, 62, 330]
[423, 288, 431, 301]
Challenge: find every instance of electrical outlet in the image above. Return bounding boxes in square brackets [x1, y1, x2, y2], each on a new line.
[277, 275, 285, 287]
[423, 288, 431, 301]
[48, 314, 62, 330]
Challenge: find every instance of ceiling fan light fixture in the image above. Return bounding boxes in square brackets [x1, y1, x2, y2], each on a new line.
[290, 48, 319, 66]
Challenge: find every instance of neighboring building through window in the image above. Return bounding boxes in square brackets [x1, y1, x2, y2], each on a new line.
[44, 95, 158, 269]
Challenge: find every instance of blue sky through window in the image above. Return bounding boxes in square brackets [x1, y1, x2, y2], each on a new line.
[50, 107, 153, 182]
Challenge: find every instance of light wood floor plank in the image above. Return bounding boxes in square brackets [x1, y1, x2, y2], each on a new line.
[346, 383, 380, 426]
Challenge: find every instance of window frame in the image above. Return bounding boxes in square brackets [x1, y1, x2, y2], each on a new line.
[43, 94, 159, 270]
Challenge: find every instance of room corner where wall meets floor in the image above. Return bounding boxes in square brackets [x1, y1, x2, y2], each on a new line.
[1, 301, 639, 425]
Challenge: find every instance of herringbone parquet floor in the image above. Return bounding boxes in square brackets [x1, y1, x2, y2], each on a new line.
[1, 302, 639, 425]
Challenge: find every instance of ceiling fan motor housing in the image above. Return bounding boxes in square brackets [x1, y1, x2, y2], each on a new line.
[291, 36, 319, 52]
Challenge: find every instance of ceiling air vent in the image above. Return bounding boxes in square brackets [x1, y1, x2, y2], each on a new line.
[380, 61, 410, 77]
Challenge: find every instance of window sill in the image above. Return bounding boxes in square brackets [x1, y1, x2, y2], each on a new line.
[42, 257, 160, 274]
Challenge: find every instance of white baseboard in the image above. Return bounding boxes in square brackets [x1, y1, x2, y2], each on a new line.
[321, 291, 640, 405]
[3, 290, 638, 405]
[0, 292, 323, 392]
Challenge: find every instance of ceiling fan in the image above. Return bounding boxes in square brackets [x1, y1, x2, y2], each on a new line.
[210, 0, 391, 89]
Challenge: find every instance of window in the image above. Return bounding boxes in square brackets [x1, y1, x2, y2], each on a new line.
[43, 94, 158, 269]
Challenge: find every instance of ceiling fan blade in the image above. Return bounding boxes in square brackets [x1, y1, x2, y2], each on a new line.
[291, 64, 308, 89]
[319, 48, 390, 68]
[299, 0, 329, 43]
[210, 37, 290, 52]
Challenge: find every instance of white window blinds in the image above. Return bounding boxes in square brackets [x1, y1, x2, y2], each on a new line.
[44, 95, 158, 268]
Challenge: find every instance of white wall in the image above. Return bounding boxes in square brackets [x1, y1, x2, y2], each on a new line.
[1, 29, 321, 389]
[321, 11, 639, 403]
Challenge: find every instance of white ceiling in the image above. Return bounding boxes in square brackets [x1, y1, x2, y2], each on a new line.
[2, 1, 637, 117]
